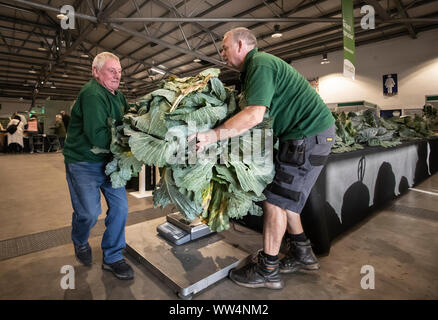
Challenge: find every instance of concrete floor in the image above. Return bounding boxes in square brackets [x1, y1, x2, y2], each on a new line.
[0, 152, 437, 300]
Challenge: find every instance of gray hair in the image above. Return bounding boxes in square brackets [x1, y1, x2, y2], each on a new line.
[92, 52, 120, 71]
[224, 27, 257, 48]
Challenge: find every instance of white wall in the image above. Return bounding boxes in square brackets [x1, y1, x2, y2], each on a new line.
[292, 29, 438, 110]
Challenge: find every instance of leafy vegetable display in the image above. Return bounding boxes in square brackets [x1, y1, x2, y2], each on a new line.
[103, 68, 275, 232]
[332, 108, 436, 153]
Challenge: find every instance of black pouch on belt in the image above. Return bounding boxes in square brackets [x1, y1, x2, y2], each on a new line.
[278, 139, 306, 166]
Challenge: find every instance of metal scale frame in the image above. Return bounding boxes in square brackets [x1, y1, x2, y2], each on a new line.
[125, 212, 262, 299]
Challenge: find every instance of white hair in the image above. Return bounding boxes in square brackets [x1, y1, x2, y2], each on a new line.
[224, 27, 257, 49]
[92, 52, 120, 71]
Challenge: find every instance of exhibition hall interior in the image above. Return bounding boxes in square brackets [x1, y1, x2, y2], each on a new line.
[0, 0, 437, 301]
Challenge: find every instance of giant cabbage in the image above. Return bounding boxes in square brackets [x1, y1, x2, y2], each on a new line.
[104, 68, 274, 232]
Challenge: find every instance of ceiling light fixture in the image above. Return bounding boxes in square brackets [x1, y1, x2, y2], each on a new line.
[80, 53, 89, 58]
[50, 82, 56, 89]
[29, 66, 37, 74]
[321, 53, 330, 65]
[150, 67, 166, 75]
[62, 72, 68, 78]
[57, 13, 67, 20]
[271, 25, 282, 38]
[38, 42, 47, 51]
[193, 58, 201, 63]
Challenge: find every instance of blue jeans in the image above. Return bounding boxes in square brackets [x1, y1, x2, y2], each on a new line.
[65, 161, 128, 264]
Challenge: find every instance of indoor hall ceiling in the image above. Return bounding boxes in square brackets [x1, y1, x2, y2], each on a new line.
[0, 0, 437, 104]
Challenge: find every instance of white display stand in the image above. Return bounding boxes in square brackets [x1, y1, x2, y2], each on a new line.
[330, 100, 379, 115]
[129, 165, 153, 198]
[425, 95, 438, 108]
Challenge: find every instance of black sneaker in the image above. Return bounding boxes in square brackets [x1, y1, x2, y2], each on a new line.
[102, 259, 134, 280]
[229, 251, 284, 290]
[74, 243, 92, 266]
[280, 239, 320, 273]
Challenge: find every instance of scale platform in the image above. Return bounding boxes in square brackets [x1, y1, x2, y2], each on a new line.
[125, 214, 263, 299]
[157, 212, 215, 245]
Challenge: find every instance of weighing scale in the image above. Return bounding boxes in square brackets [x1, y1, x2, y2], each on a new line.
[157, 212, 215, 245]
[125, 213, 263, 299]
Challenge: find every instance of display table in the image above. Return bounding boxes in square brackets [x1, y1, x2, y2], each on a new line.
[0, 131, 59, 153]
[239, 138, 438, 255]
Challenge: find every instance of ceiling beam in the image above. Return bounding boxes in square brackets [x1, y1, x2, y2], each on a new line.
[117, 0, 234, 82]
[86, 0, 153, 55]
[281, 22, 438, 63]
[0, 30, 12, 53]
[146, 0, 436, 81]
[0, 14, 56, 31]
[81, 39, 179, 77]
[393, 0, 417, 38]
[149, 9, 438, 91]
[132, 0, 350, 81]
[9, 0, 98, 23]
[109, 17, 345, 23]
[0, 51, 54, 64]
[9, 0, 131, 103]
[364, 0, 391, 21]
[126, 0, 325, 80]
[107, 16, 438, 24]
[109, 22, 235, 71]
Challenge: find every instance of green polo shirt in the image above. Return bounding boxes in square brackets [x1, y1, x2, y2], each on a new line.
[63, 79, 127, 163]
[240, 48, 334, 141]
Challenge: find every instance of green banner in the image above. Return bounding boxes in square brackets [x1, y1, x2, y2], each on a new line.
[342, 0, 355, 79]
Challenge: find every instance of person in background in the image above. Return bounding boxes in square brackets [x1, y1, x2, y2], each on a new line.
[51, 114, 66, 149]
[30, 114, 43, 134]
[15, 112, 27, 128]
[60, 110, 70, 132]
[63, 51, 133, 280]
[27, 114, 41, 153]
[6, 114, 25, 153]
[193, 27, 336, 290]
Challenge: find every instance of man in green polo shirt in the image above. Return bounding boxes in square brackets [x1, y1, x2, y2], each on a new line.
[193, 27, 335, 290]
[63, 52, 134, 280]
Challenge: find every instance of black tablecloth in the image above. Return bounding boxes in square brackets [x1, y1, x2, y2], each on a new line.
[239, 138, 438, 255]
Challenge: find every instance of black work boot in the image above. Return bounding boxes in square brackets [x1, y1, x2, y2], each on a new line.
[74, 243, 92, 266]
[229, 251, 284, 290]
[102, 259, 134, 280]
[280, 239, 320, 273]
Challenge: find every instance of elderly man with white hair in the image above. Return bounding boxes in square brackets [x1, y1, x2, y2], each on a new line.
[63, 52, 133, 280]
